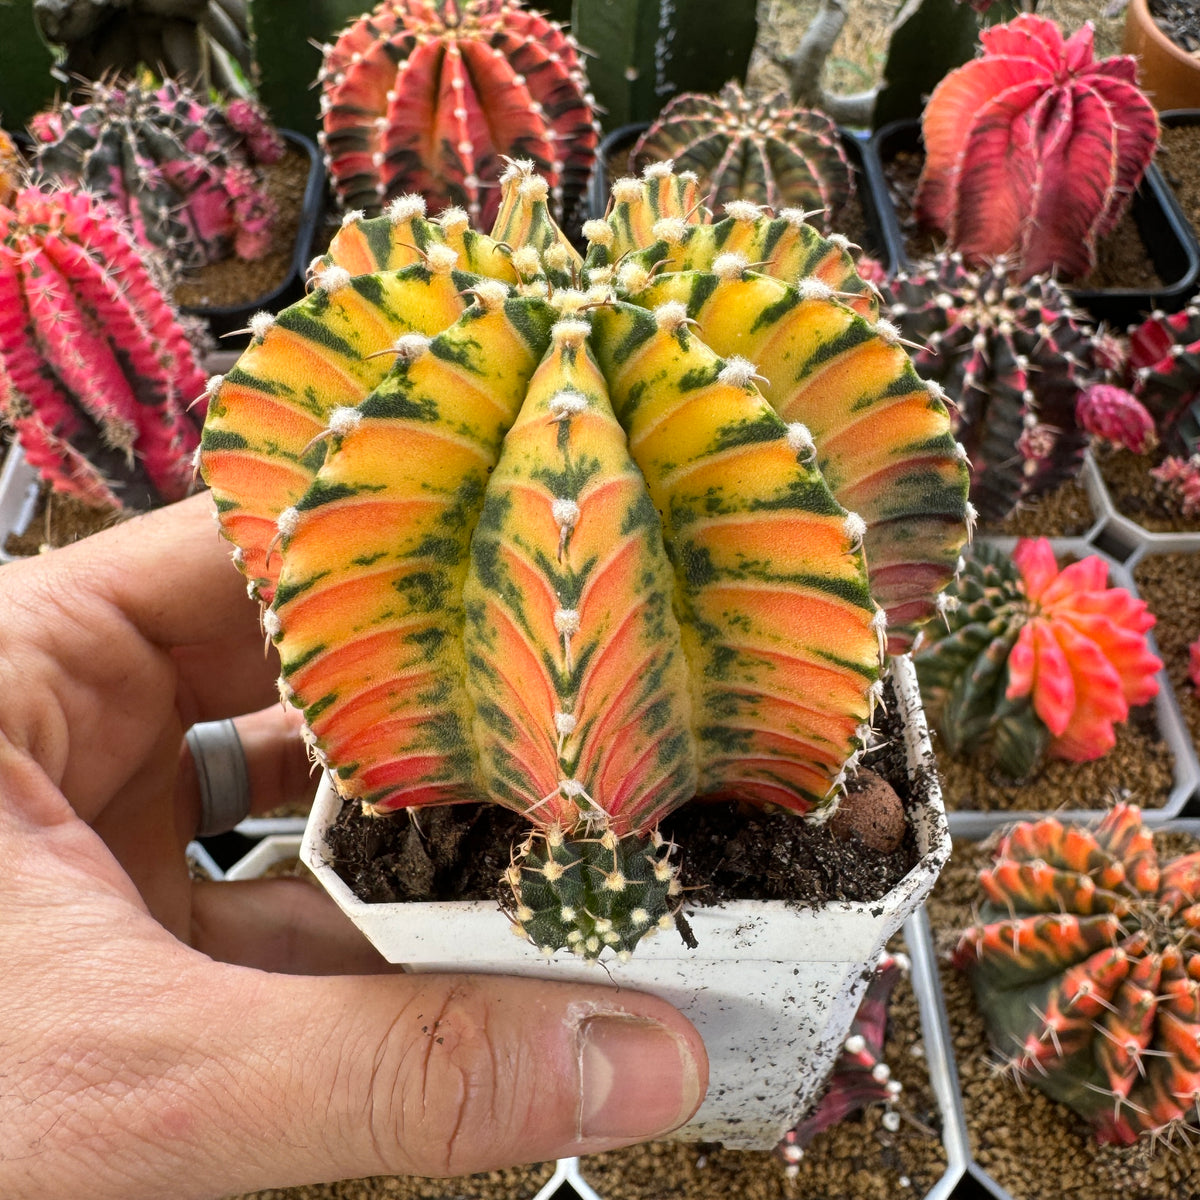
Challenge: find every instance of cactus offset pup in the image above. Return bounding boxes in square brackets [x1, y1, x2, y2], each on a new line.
[200, 161, 971, 960]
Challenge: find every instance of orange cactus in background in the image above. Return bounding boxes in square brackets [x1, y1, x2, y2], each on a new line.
[1006, 539, 1161, 761]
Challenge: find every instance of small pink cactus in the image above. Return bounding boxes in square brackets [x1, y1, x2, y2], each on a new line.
[224, 98, 286, 166]
[1076, 384, 1157, 454]
[917, 14, 1159, 281]
[1151, 454, 1200, 518]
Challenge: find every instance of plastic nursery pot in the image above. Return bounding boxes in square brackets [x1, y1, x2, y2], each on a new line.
[301, 655, 950, 1152]
[940, 537, 1200, 841]
[1123, 0, 1200, 112]
[919, 821, 1200, 1200]
[179, 130, 327, 345]
[1080, 451, 1200, 562]
[1158, 109, 1200, 243]
[587, 123, 899, 275]
[868, 118, 1200, 326]
[0, 442, 40, 564]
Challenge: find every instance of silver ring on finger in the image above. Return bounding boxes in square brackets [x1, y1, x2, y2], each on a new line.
[187, 718, 251, 837]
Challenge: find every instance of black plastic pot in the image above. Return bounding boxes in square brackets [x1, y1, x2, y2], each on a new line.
[588, 122, 899, 275]
[180, 129, 327, 345]
[868, 118, 1200, 328]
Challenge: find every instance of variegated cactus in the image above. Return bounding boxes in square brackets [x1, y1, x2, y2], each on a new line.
[916, 14, 1159, 281]
[318, 0, 598, 231]
[915, 539, 1162, 780]
[199, 161, 971, 960]
[630, 82, 853, 229]
[955, 805, 1200, 1145]
[0, 185, 207, 509]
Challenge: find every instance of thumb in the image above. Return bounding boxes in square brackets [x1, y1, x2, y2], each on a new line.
[227, 969, 708, 1187]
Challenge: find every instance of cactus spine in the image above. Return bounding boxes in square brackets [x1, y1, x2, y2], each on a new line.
[200, 161, 971, 960]
[0, 186, 207, 509]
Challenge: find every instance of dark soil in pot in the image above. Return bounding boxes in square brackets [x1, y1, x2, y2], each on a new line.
[2, 482, 122, 557]
[979, 475, 1096, 540]
[881, 149, 1164, 291]
[1149, 0, 1200, 51]
[229, 929, 946, 1200]
[171, 142, 310, 312]
[1133, 551, 1200, 751]
[924, 836, 1200, 1200]
[1158, 123, 1200, 233]
[1094, 446, 1200, 533]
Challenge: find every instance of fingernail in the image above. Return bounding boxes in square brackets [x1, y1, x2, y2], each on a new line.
[577, 1016, 703, 1141]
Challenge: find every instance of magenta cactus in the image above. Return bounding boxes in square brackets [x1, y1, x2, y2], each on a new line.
[1190, 637, 1200, 693]
[1151, 455, 1200, 518]
[1076, 384, 1157, 455]
[1124, 304, 1200, 454]
[30, 78, 284, 272]
[0, 185, 207, 510]
[916, 14, 1159, 281]
[318, 0, 598, 231]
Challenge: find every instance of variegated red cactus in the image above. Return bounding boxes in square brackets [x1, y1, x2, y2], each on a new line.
[200, 162, 971, 958]
[0, 186, 207, 509]
[954, 805, 1200, 1145]
[915, 539, 1162, 779]
[916, 14, 1159, 281]
[318, 0, 598, 231]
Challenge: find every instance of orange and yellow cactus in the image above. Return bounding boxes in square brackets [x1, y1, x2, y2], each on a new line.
[200, 161, 971, 959]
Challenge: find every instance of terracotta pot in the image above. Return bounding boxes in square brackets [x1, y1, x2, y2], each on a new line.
[1123, 0, 1200, 112]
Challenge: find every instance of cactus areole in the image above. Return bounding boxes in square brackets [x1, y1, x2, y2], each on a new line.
[200, 162, 971, 961]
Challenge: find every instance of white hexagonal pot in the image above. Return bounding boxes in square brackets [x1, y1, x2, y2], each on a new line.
[301, 654, 950, 1151]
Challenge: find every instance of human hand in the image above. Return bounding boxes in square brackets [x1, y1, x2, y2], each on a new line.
[0, 493, 707, 1200]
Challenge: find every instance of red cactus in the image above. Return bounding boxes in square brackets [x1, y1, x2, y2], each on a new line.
[318, 0, 598, 230]
[954, 805, 1200, 1145]
[1125, 305, 1200, 453]
[1190, 637, 1200, 693]
[916, 14, 1159, 281]
[1151, 454, 1200, 518]
[1007, 538, 1161, 761]
[0, 186, 207, 510]
[1076, 384, 1157, 455]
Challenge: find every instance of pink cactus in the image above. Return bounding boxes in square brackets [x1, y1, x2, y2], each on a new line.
[1076, 384, 1157, 454]
[1151, 455, 1200, 518]
[1190, 638, 1200, 693]
[916, 14, 1159, 281]
[224, 98, 286, 166]
[0, 186, 207, 510]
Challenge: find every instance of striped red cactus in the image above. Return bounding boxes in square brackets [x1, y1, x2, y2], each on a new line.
[915, 539, 1162, 779]
[200, 161, 970, 958]
[318, 0, 598, 231]
[954, 805, 1200, 1145]
[916, 14, 1159, 281]
[1125, 304, 1200, 455]
[0, 186, 207, 510]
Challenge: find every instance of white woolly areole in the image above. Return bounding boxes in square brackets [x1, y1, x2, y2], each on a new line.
[393, 332, 432, 360]
[559, 777, 588, 798]
[340, 208, 365, 226]
[471, 280, 510, 311]
[425, 243, 459, 273]
[654, 300, 690, 332]
[828, 233, 851, 251]
[797, 278, 834, 302]
[276, 674, 294, 703]
[779, 207, 814, 228]
[276, 506, 302, 537]
[585, 283, 611, 306]
[651, 216, 688, 244]
[499, 157, 537, 183]
[551, 498, 580, 528]
[554, 711, 577, 735]
[437, 206, 469, 233]
[712, 252, 749, 281]
[511, 245, 543, 277]
[517, 174, 550, 202]
[616, 261, 652, 294]
[543, 243, 571, 270]
[641, 160, 675, 178]
[786, 422, 815, 454]
[385, 193, 426, 223]
[328, 406, 362, 436]
[724, 199, 763, 222]
[314, 265, 351, 293]
[551, 318, 591, 347]
[587, 266, 615, 288]
[926, 379, 950, 403]
[554, 608, 581, 635]
[205, 374, 224, 397]
[551, 288, 589, 314]
[873, 318, 901, 345]
[844, 511, 867, 546]
[249, 310, 276, 339]
[191, 443, 202, 469]
[262, 608, 282, 638]
[870, 607, 888, 633]
[717, 356, 759, 388]
[582, 219, 614, 247]
[549, 390, 588, 418]
[953, 441, 970, 463]
[611, 177, 643, 204]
